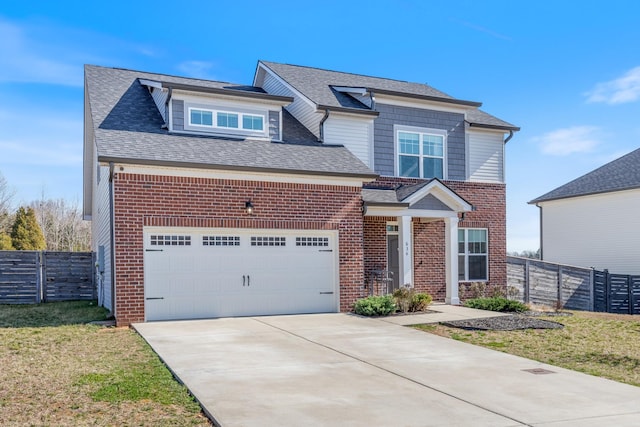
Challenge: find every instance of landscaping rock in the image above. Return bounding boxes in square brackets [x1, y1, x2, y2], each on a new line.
[441, 315, 564, 331]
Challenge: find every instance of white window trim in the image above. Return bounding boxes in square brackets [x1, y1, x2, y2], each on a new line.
[187, 107, 266, 133]
[394, 125, 448, 179]
[188, 107, 215, 128]
[458, 228, 488, 282]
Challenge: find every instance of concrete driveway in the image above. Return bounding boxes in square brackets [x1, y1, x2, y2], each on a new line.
[134, 313, 640, 427]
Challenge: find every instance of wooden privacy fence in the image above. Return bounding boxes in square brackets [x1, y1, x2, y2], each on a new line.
[0, 251, 95, 304]
[507, 257, 640, 314]
[506, 256, 593, 311]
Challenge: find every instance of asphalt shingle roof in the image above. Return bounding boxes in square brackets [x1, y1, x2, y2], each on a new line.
[261, 61, 466, 109]
[529, 147, 640, 203]
[465, 109, 520, 131]
[260, 61, 518, 131]
[362, 179, 463, 211]
[85, 65, 376, 178]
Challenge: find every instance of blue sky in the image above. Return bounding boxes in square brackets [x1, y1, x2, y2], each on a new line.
[1, 1, 639, 252]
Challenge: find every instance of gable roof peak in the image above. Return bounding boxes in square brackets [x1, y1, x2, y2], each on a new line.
[530, 147, 640, 204]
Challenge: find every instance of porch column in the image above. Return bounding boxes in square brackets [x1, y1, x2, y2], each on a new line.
[445, 216, 460, 304]
[397, 216, 413, 287]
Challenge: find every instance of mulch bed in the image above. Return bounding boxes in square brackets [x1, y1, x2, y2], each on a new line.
[441, 314, 566, 331]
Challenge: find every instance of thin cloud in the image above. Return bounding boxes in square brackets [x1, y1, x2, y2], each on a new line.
[585, 66, 640, 104]
[0, 107, 82, 166]
[534, 126, 601, 156]
[176, 61, 217, 79]
[0, 16, 158, 86]
[450, 19, 512, 41]
[0, 141, 82, 166]
[0, 18, 82, 86]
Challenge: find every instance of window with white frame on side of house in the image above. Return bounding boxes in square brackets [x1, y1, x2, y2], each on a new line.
[458, 228, 488, 281]
[396, 126, 447, 179]
[187, 107, 265, 132]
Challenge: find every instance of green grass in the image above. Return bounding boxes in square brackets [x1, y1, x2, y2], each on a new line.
[0, 301, 210, 426]
[414, 311, 640, 387]
[0, 300, 109, 327]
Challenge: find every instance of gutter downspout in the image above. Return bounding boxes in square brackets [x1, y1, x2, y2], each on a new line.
[504, 130, 514, 144]
[537, 204, 543, 260]
[109, 162, 116, 318]
[162, 87, 173, 130]
[318, 109, 330, 143]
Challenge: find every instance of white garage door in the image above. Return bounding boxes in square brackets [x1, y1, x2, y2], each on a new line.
[143, 227, 338, 321]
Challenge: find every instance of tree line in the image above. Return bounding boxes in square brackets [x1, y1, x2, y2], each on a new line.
[0, 172, 91, 251]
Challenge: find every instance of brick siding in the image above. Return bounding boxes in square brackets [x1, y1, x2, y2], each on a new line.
[362, 177, 507, 301]
[112, 172, 364, 326]
[112, 172, 506, 325]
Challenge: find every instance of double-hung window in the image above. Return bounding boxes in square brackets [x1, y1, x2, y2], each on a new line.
[458, 228, 488, 281]
[397, 127, 446, 179]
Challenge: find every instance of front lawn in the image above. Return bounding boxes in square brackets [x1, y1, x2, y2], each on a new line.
[414, 310, 640, 387]
[0, 301, 210, 426]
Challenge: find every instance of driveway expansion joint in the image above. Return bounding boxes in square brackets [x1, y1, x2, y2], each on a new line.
[252, 317, 533, 427]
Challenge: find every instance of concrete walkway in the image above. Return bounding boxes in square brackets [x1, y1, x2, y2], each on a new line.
[381, 302, 511, 325]
[134, 307, 640, 427]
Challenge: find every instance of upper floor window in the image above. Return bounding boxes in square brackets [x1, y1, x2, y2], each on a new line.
[396, 126, 446, 179]
[217, 112, 239, 128]
[187, 107, 264, 132]
[190, 109, 213, 127]
[243, 114, 264, 131]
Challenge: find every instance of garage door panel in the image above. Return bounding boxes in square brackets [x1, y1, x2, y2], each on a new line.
[144, 228, 338, 321]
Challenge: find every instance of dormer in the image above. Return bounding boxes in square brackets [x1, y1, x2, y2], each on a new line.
[140, 79, 293, 141]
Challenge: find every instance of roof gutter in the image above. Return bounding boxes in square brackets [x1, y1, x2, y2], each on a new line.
[318, 109, 330, 143]
[98, 155, 379, 181]
[468, 122, 521, 132]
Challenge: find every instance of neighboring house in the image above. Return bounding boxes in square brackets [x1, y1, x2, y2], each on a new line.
[530, 148, 640, 274]
[84, 61, 518, 325]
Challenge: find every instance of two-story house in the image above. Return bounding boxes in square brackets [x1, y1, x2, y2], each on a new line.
[83, 61, 518, 325]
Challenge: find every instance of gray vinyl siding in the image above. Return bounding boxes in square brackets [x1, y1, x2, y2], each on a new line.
[261, 71, 323, 138]
[94, 163, 113, 312]
[172, 99, 184, 131]
[150, 88, 168, 122]
[409, 194, 453, 211]
[268, 110, 280, 140]
[373, 103, 466, 180]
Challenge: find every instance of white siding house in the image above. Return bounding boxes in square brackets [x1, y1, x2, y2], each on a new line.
[539, 189, 640, 274]
[531, 147, 640, 275]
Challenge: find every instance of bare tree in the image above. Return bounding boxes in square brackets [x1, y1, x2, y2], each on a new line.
[30, 195, 91, 252]
[507, 249, 540, 259]
[0, 171, 15, 233]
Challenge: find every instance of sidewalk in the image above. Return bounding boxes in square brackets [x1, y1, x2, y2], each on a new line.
[379, 302, 511, 326]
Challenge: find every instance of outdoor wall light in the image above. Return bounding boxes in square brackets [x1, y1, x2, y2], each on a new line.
[245, 200, 254, 215]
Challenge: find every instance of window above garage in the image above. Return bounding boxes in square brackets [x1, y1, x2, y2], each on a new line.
[181, 100, 269, 139]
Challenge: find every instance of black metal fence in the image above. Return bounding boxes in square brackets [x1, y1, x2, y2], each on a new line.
[593, 270, 640, 315]
[0, 251, 95, 304]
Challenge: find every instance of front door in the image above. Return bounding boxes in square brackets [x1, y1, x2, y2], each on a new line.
[387, 235, 400, 292]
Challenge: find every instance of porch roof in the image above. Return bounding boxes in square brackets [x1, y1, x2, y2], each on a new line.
[362, 179, 472, 217]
